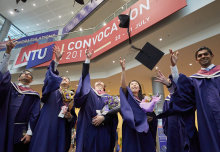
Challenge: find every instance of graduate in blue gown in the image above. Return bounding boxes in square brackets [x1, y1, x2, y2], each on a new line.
[168, 47, 220, 152]
[159, 94, 199, 152]
[29, 46, 77, 152]
[74, 49, 118, 152]
[0, 37, 41, 152]
[162, 95, 188, 152]
[119, 57, 161, 152]
[155, 50, 200, 152]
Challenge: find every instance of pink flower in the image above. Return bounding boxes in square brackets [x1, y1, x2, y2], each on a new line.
[140, 95, 161, 112]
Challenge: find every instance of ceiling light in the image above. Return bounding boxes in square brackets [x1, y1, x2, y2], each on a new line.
[189, 63, 192, 66]
[66, 70, 69, 73]
[159, 38, 163, 41]
[33, 3, 36, 6]
[36, 24, 39, 26]
[79, 28, 83, 31]
[71, 11, 74, 14]
[58, 15, 62, 18]
[112, 60, 115, 63]
[47, 20, 50, 22]
[21, 8, 24, 11]
[9, 11, 14, 15]
[121, 6, 124, 9]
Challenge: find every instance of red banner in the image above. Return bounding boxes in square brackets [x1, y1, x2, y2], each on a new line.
[15, 0, 187, 68]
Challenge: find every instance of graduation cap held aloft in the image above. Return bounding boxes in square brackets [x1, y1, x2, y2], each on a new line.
[118, 9, 132, 44]
[74, 0, 93, 6]
[16, 0, 27, 4]
[132, 42, 164, 70]
[75, 0, 84, 5]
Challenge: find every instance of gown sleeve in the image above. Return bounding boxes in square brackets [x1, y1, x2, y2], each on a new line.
[171, 74, 196, 112]
[41, 60, 62, 103]
[0, 71, 12, 106]
[74, 63, 91, 108]
[162, 100, 169, 136]
[120, 87, 149, 133]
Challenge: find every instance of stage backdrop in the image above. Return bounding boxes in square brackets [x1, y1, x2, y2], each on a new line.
[13, 0, 187, 69]
[0, 30, 58, 52]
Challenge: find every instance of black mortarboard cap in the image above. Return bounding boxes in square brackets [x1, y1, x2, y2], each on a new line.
[16, 0, 27, 4]
[132, 42, 164, 70]
[74, 0, 93, 6]
[119, 14, 129, 28]
[75, 0, 84, 5]
[118, 9, 132, 44]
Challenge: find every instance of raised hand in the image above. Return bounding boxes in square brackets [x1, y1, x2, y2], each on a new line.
[85, 48, 93, 60]
[6, 36, 17, 54]
[154, 68, 171, 87]
[119, 57, 125, 71]
[170, 49, 179, 67]
[53, 45, 64, 62]
[119, 57, 127, 89]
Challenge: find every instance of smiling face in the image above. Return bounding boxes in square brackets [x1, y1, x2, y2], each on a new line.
[196, 49, 214, 68]
[129, 80, 140, 94]
[94, 81, 105, 91]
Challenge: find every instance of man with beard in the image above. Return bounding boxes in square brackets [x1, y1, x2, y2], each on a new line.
[0, 36, 41, 152]
[29, 45, 77, 152]
[168, 47, 220, 152]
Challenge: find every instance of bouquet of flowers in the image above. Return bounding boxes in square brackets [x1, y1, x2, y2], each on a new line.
[58, 89, 75, 118]
[62, 89, 75, 103]
[96, 95, 120, 115]
[140, 94, 161, 113]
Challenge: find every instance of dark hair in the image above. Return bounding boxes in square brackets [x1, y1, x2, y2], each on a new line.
[195, 46, 213, 59]
[19, 70, 33, 79]
[103, 84, 106, 91]
[128, 80, 144, 100]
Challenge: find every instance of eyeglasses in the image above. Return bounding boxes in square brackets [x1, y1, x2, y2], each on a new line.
[197, 52, 210, 58]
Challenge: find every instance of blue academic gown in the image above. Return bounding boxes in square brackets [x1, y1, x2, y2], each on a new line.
[74, 63, 118, 152]
[159, 95, 200, 152]
[170, 65, 220, 152]
[29, 61, 77, 152]
[0, 71, 41, 152]
[120, 87, 156, 152]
